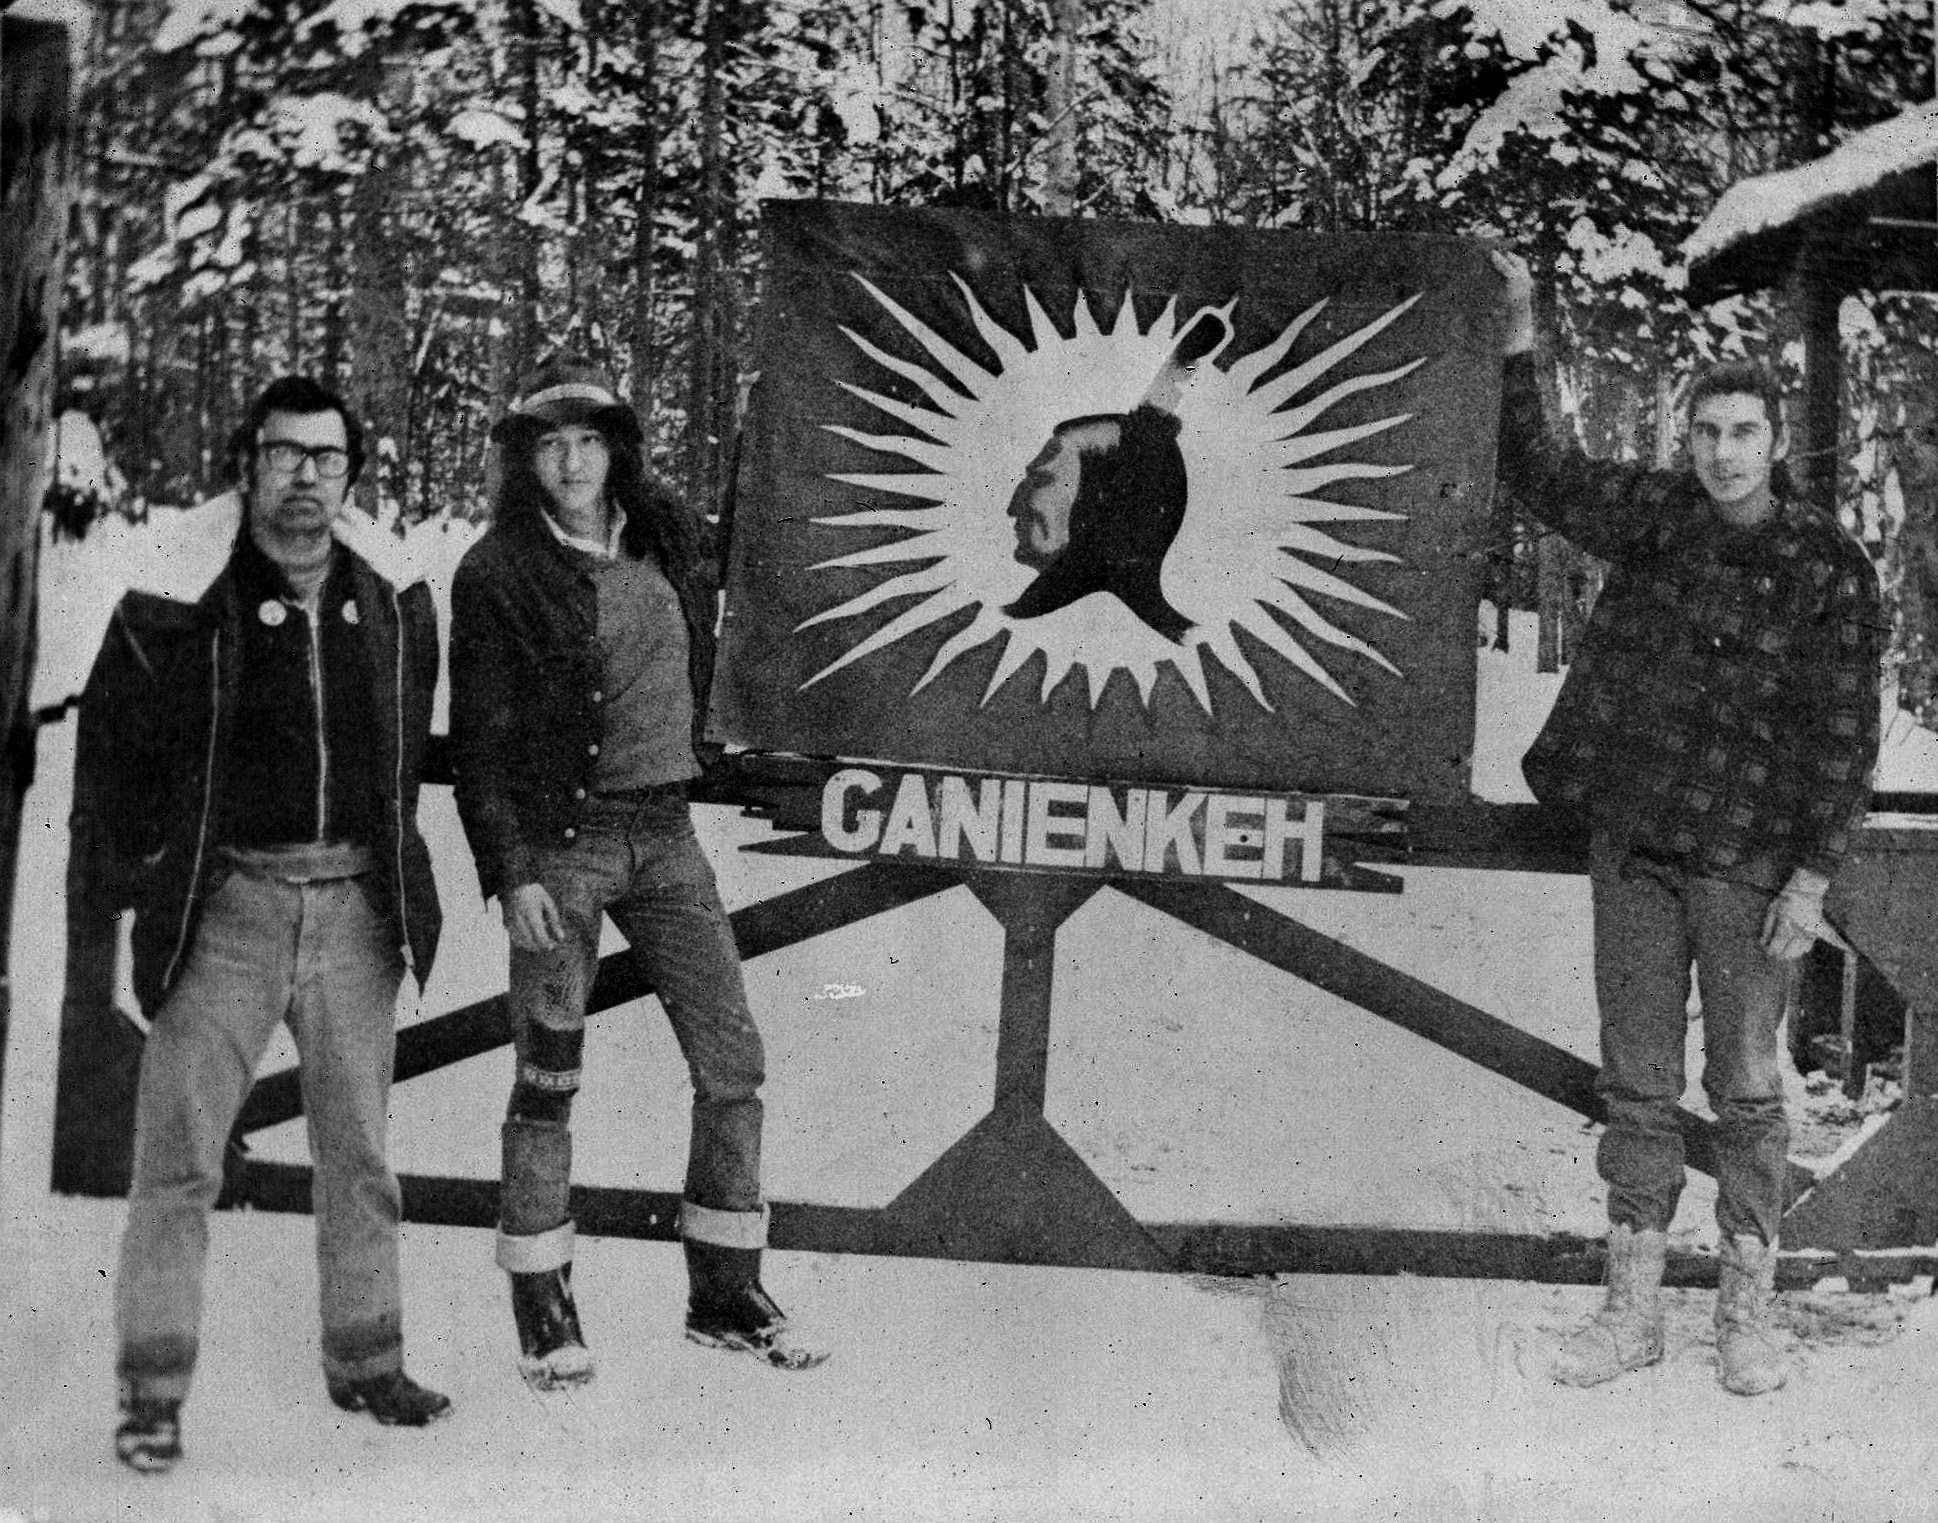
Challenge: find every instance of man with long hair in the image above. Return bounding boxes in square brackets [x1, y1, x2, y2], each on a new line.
[450, 356, 828, 1389]
[81, 376, 449, 1473]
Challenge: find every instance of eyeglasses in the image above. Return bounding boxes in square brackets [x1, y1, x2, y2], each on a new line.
[259, 441, 352, 479]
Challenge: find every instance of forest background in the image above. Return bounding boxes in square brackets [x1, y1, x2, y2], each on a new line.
[47, 0, 1938, 707]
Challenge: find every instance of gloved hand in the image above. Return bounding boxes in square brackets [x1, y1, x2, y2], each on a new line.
[1760, 868, 1842, 960]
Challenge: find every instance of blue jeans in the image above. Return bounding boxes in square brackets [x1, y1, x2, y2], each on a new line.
[1589, 834, 1793, 1244]
[497, 791, 767, 1269]
[115, 856, 407, 1399]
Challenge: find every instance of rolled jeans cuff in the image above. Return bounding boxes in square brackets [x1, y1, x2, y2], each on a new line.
[321, 1312, 405, 1384]
[678, 1200, 768, 1250]
[497, 1219, 576, 1273]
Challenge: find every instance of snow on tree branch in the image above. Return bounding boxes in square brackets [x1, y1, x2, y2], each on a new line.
[153, 0, 254, 54]
[447, 107, 527, 153]
[1435, 0, 1709, 183]
[1777, 0, 1896, 40]
[299, 0, 476, 54]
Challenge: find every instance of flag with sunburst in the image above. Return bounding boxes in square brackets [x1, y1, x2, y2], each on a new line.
[711, 200, 1503, 802]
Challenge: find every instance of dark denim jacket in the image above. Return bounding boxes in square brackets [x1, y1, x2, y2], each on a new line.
[449, 503, 716, 902]
[72, 539, 443, 1014]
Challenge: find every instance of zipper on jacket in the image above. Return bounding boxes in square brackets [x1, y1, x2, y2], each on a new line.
[303, 599, 328, 841]
[162, 629, 224, 993]
[390, 582, 414, 976]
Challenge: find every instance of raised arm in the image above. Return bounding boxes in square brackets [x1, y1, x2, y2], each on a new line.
[1493, 252, 1694, 565]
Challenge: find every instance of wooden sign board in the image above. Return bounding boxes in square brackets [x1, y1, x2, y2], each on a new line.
[797, 764, 1405, 892]
[711, 201, 1502, 804]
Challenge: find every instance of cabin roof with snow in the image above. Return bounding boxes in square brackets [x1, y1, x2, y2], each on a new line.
[1683, 100, 1938, 302]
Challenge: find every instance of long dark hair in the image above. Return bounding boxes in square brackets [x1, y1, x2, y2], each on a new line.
[494, 416, 699, 576]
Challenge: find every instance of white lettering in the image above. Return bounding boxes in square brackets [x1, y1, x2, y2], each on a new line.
[1204, 795, 1266, 880]
[1025, 781, 1090, 868]
[821, 769, 883, 852]
[1143, 790, 1204, 875]
[827, 768, 1338, 886]
[1263, 798, 1326, 882]
[1084, 786, 1147, 871]
[937, 774, 1002, 861]
[1000, 779, 1028, 863]
[879, 772, 938, 857]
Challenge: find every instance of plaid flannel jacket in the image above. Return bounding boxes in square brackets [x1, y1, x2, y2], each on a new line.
[1498, 355, 1883, 889]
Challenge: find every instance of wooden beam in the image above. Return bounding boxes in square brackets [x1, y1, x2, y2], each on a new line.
[225, 1161, 1924, 1289]
[963, 873, 1100, 1111]
[236, 859, 962, 1134]
[1119, 877, 1820, 1200]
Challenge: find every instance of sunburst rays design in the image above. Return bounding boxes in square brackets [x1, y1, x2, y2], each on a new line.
[797, 272, 1422, 711]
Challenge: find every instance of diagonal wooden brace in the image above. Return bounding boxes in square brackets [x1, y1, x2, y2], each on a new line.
[1120, 877, 1816, 1201]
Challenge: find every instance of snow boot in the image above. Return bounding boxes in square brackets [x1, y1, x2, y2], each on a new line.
[1553, 1224, 1667, 1387]
[1715, 1233, 1788, 1396]
[510, 1265, 595, 1390]
[683, 1240, 830, 1372]
[115, 1383, 183, 1474]
[327, 1368, 453, 1426]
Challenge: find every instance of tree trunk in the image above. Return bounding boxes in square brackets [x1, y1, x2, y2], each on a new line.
[687, 0, 729, 506]
[508, 0, 545, 388]
[1788, 36, 1843, 520]
[1041, 0, 1080, 215]
[997, 0, 1015, 208]
[1892, 371, 1938, 720]
[0, 14, 76, 1164]
[321, 200, 347, 383]
[346, 55, 414, 519]
[630, 0, 661, 438]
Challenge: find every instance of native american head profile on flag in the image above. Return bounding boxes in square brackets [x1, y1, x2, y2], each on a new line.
[712, 202, 1502, 802]
[1003, 312, 1228, 645]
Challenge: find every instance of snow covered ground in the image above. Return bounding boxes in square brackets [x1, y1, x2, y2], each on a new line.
[7, 509, 1938, 1520]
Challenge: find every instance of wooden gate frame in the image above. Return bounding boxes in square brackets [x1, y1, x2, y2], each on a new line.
[132, 755, 1938, 1293]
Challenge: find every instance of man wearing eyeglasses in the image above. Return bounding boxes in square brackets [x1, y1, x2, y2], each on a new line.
[72, 377, 449, 1473]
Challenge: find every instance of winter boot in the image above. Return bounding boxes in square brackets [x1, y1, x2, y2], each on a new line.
[1715, 1233, 1789, 1396]
[327, 1368, 453, 1426]
[1553, 1224, 1668, 1387]
[683, 1239, 830, 1372]
[510, 1265, 595, 1390]
[114, 1383, 183, 1474]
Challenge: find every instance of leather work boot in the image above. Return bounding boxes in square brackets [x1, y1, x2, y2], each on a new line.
[1715, 1233, 1789, 1396]
[511, 1264, 595, 1390]
[327, 1368, 452, 1426]
[683, 1239, 830, 1372]
[1553, 1223, 1668, 1387]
